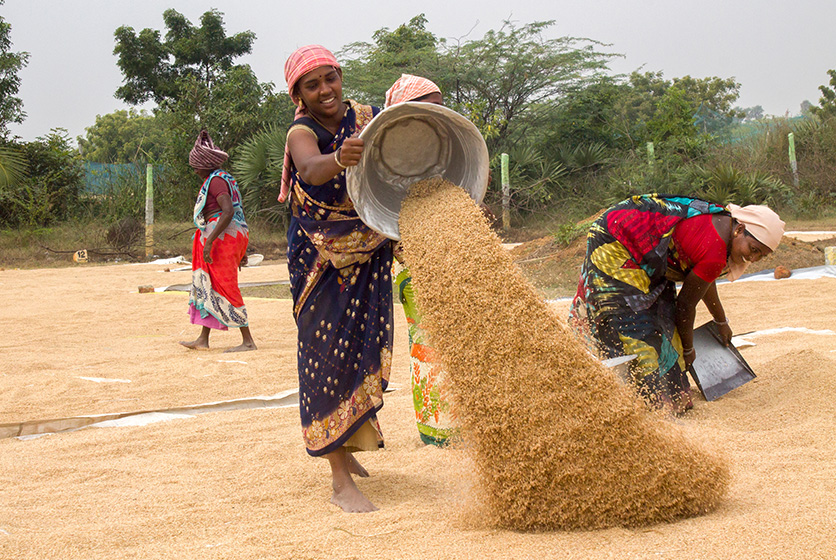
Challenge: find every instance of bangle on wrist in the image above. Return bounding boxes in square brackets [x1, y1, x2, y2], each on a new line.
[334, 149, 346, 169]
[682, 347, 695, 356]
[713, 318, 728, 326]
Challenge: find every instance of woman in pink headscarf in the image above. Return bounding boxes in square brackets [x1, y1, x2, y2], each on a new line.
[281, 45, 391, 513]
[384, 73, 443, 108]
[180, 130, 256, 353]
[384, 75, 459, 446]
[569, 194, 785, 415]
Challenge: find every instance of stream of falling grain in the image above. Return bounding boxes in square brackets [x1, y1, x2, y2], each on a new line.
[398, 177, 730, 530]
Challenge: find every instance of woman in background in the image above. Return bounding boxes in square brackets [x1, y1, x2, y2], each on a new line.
[569, 194, 784, 414]
[180, 130, 256, 353]
[386, 74, 459, 446]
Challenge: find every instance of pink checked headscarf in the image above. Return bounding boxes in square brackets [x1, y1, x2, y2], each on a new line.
[726, 203, 785, 281]
[384, 74, 441, 108]
[279, 45, 341, 202]
[189, 130, 228, 171]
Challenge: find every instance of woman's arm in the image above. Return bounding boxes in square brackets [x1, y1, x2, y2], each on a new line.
[675, 271, 712, 369]
[701, 281, 733, 345]
[203, 178, 234, 264]
[287, 129, 364, 186]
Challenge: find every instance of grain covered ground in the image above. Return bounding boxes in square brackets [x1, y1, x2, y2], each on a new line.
[1, 232, 835, 558]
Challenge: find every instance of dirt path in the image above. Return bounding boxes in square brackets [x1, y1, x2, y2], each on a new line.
[1, 262, 834, 559]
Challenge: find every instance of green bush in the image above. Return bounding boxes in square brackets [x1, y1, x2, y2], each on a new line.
[0, 131, 83, 227]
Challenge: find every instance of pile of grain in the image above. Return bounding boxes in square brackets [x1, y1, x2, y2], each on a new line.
[398, 178, 730, 530]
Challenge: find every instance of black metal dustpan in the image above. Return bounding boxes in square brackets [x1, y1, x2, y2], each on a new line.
[688, 321, 756, 401]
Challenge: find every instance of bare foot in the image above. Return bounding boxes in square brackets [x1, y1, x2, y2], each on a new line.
[224, 342, 257, 353]
[346, 453, 370, 478]
[331, 478, 378, 513]
[179, 339, 209, 350]
[671, 395, 694, 417]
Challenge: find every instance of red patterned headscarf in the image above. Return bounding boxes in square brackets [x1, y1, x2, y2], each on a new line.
[384, 74, 441, 108]
[284, 44, 340, 110]
[189, 130, 228, 171]
[279, 45, 341, 203]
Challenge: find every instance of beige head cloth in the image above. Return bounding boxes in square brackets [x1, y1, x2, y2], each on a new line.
[728, 203, 785, 251]
[726, 203, 785, 281]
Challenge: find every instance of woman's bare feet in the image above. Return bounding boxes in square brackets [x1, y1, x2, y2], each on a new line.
[345, 452, 369, 478]
[179, 338, 209, 350]
[180, 327, 210, 350]
[224, 342, 257, 353]
[331, 476, 378, 513]
[227, 327, 257, 353]
[327, 448, 377, 513]
[346, 453, 369, 478]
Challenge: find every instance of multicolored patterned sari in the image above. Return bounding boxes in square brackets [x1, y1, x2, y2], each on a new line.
[569, 194, 727, 409]
[287, 101, 396, 457]
[188, 170, 249, 329]
[395, 263, 457, 446]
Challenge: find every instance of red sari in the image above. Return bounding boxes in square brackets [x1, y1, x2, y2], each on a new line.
[188, 170, 250, 329]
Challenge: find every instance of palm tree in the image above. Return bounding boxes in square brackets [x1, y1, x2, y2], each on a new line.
[0, 146, 27, 188]
[231, 124, 288, 226]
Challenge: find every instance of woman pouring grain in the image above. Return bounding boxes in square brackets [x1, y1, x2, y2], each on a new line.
[281, 45, 392, 513]
[569, 194, 784, 414]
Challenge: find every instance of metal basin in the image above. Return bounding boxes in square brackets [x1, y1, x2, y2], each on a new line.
[346, 102, 489, 240]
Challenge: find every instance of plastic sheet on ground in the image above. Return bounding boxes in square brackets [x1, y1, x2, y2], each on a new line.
[2, 389, 299, 440]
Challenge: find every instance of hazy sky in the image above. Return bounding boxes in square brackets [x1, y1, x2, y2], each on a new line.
[3, 0, 834, 143]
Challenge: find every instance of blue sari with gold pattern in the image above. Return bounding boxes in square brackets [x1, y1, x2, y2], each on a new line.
[286, 101, 395, 457]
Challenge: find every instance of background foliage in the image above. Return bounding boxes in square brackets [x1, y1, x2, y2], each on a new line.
[2, 9, 836, 251]
[0, 0, 28, 140]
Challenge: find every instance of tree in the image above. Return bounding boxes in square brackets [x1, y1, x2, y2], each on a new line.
[0, 130, 83, 227]
[340, 14, 443, 105]
[445, 21, 616, 153]
[78, 109, 167, 163]
[0, 144, 25, 188]
[545, 77, 629, 149]
[670, 75, 742, 119]
[341, 17, 617, 153]
[541, 71, 680, 155]
[155, 66, 293, 200]
[570, 71, 743, 147]
[231, 124, 289, 226]
[0, 0, 29, 138]
[113, 9, 294, 207]
[603, 71, 665, 143]
[0, 3, 32, 214]
[646, 88, 698, 141]
[113, 9, 284, 156]
[813, 69, 836, 118]
[739, 105, 764, 122]
[114, 8, 255, 106]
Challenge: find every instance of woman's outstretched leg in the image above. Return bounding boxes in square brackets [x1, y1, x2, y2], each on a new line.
[180, 326, 211, 350]
[326, 447, 377, 513]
